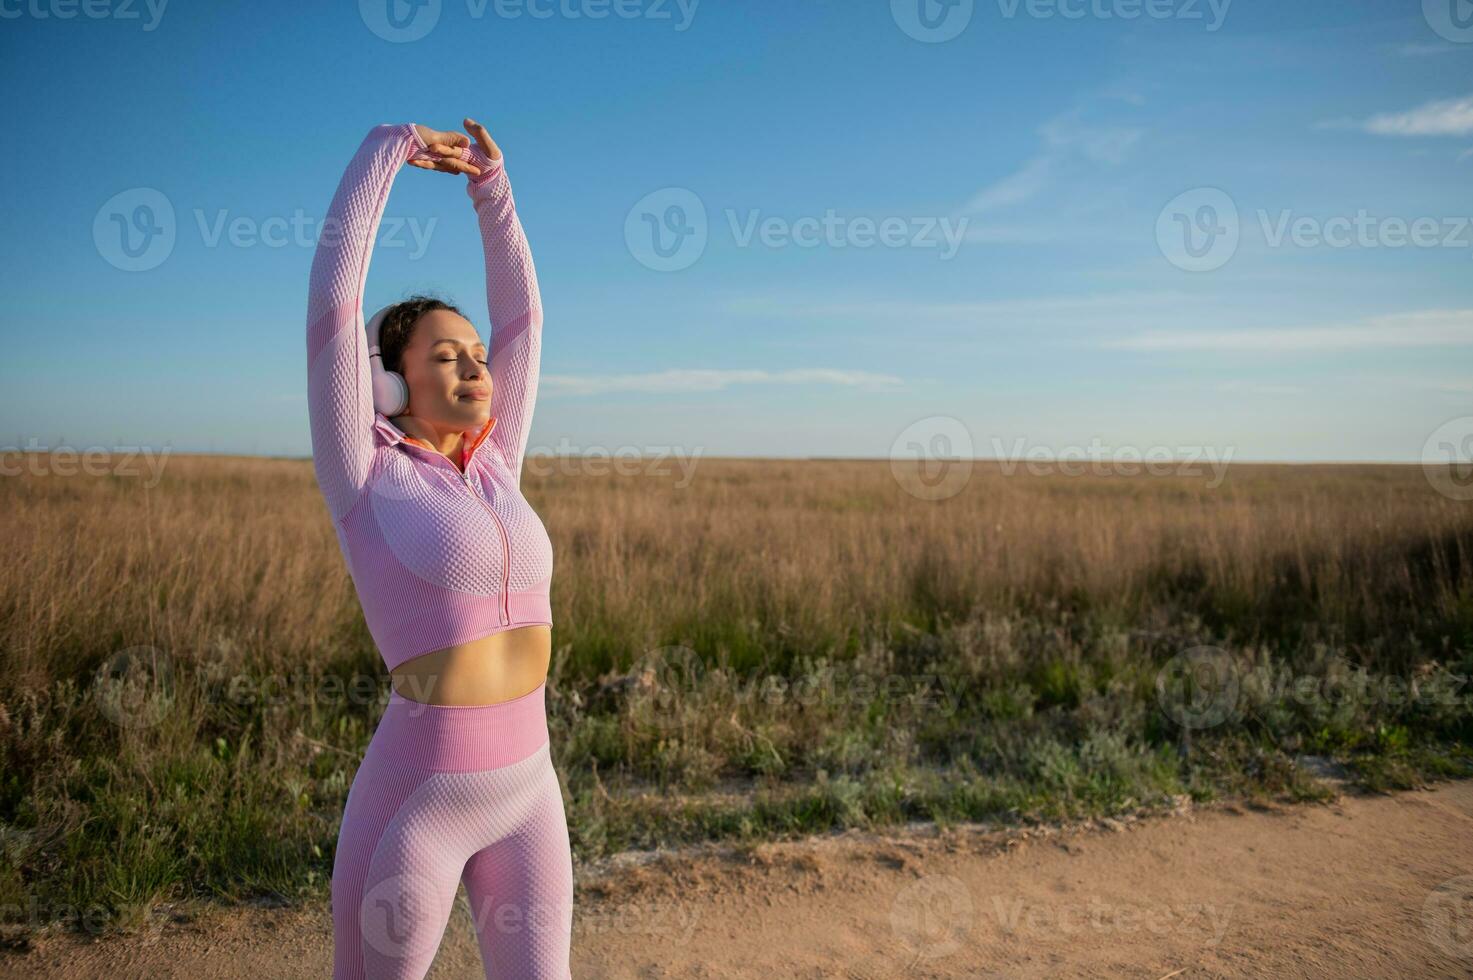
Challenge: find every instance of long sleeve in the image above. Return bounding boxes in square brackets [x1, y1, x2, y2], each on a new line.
[306, 123, 436, 521]
[462, 144, 543, 486]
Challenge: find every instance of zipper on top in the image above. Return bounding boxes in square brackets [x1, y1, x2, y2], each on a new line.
[393, 435, 512, 626]
[460, 466, 513, 626]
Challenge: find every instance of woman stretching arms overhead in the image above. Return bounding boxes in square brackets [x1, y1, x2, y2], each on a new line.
[305, 117, 571, 978]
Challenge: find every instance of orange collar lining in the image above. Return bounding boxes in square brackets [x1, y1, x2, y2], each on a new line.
[400, 416, 498, 469]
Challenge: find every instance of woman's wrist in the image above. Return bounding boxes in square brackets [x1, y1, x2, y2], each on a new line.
[463, 143, 505, 183]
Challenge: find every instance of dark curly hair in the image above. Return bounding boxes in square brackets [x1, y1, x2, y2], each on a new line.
[378, 294, 466, 375]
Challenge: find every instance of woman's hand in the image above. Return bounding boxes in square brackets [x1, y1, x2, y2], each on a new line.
[408, 124, 482, 177]
[463, 117, 502, 165]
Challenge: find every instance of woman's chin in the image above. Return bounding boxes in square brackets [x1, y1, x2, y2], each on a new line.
[449, 401, 492, 427]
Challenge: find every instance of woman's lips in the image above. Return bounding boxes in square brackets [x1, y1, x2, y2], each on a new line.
[459, 389, 490, 401]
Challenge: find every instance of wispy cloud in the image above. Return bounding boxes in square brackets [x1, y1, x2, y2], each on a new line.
[1214, 380, 1307, 396]
[964, 103, 1143, 213]
[730, 290, 1188, 319]
[966, 156, 1054, 212]
[542, 368, 904, 396]
[1319, 93, 1473, 137]
[1102, 309, 1473, 351]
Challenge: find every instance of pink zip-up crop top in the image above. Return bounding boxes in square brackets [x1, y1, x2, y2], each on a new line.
[305, 123, 552, 672]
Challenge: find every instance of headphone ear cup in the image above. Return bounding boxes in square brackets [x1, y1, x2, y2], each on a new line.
[374, 369, 409, 417]
[364, 303, 409, 416]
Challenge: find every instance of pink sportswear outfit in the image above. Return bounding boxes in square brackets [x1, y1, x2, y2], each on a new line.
[307, 123, 571, 979]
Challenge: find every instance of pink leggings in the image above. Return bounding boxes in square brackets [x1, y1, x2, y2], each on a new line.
[331, 681, 573, 979]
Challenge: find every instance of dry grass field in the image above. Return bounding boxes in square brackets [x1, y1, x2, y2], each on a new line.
[1, 450, 1470, 945]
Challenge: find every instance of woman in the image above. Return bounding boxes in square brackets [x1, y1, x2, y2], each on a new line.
[306, 117, 571, 978]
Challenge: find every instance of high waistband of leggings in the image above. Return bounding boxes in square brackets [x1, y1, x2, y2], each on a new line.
[376, 680, 550, 772]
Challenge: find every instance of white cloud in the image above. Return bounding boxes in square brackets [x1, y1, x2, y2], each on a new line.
[1320, 94, 1473, 137]
[964, 103, 1143, 213]
[1102, 309, 1473, 351]
[542, 368, 904, 396]
[965, 157, 1053, 212]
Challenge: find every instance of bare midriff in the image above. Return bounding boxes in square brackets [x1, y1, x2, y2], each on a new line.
[389, 625, 552, 706]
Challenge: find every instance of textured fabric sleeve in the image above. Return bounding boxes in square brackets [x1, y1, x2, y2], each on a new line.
[306, 123, 437, 521]
[462, 144, 543, 486]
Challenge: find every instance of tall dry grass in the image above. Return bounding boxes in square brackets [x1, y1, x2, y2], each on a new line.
[3, 454, 1468, 689]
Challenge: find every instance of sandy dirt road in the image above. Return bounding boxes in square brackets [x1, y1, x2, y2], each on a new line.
[6, 778, 1472, 978]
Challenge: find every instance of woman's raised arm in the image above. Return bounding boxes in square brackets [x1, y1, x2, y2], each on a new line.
[304, 123, 448, 522]
[460, 120, 543, 487]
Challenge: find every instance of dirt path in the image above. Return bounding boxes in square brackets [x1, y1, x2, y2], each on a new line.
[7, 779, 1473, 979]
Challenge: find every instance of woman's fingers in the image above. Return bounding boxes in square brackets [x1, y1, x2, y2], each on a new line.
[428, 128, 470, 148]
[441, 155, 482, 176]
[463, 117, 502, 162]
[408, 155, 481, 177]
[410, 137, 482, 177]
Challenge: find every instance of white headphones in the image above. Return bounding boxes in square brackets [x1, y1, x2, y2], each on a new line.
[365, 303, 410, 417]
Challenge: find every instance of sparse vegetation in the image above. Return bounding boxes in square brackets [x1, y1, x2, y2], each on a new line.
[1, 452, 1469, 941]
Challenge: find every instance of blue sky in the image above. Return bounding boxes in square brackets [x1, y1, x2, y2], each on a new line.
[2, 0, 1470, 463]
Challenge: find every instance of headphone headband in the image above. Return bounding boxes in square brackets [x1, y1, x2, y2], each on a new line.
[365, 303, 394, 350]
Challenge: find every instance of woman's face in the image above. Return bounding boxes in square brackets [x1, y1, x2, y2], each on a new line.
[397, 309, 492, 431]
